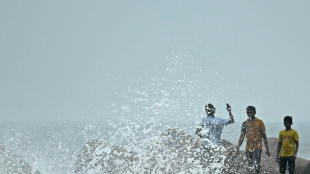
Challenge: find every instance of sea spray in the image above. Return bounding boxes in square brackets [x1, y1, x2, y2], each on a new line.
[75, 127, 250, 173]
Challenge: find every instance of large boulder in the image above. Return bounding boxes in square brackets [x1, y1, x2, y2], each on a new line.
[145, 128, 250, 174]
[74, 140, 138, 173]
[0, 142, 40, 174]
[142, 128, 204, 173]
[260, 137, 310, 174]
[74, 129, 309, 174]
[75, 128, 250, 173]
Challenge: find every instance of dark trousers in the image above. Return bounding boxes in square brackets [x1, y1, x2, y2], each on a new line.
[279, 156, 295, 174]
[246, 149, 262, 174]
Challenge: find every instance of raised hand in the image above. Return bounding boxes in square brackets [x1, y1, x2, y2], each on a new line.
[226, 103, 231, 112]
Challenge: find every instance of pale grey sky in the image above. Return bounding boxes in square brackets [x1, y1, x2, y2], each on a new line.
[1, 1, 310, 123]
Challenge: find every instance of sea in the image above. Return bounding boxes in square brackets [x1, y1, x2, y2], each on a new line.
[0, 119, 309, 174]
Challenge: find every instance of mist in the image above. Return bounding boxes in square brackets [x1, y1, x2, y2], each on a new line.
[1, 1, 310, 124]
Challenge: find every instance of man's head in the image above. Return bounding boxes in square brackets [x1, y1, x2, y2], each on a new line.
[246, 106, 256, 118]
[284, 116, 293, 129]
[205, 103, 216, 116]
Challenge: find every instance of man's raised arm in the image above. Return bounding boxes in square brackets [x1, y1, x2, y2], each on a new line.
[226, 103, 234, 124]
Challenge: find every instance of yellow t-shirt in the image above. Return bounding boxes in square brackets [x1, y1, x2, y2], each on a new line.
[279, 129, 299, 157]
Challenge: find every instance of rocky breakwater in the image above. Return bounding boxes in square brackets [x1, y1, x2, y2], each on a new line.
[75, 128, 251, 173]
[74, 128, 310, 173]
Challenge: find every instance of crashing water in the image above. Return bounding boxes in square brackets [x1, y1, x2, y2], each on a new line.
[74, 127, 250, 174]
[0, 120, 244, 173]
[1, 53, 229, 173]
[1, 53, 309, 173]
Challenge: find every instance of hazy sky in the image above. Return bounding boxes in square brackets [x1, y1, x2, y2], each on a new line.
[1, 1, 310, 123]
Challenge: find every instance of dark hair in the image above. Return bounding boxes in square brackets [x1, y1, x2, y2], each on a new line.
[284, 116, 293, 123]
[246, 106, 256, 112]
[205, 103, 214, 108]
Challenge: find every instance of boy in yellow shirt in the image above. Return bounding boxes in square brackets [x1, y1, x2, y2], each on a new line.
[276, 116, 299, 174]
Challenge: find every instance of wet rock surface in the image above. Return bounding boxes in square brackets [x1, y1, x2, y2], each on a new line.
[75, 129, 309, 174]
